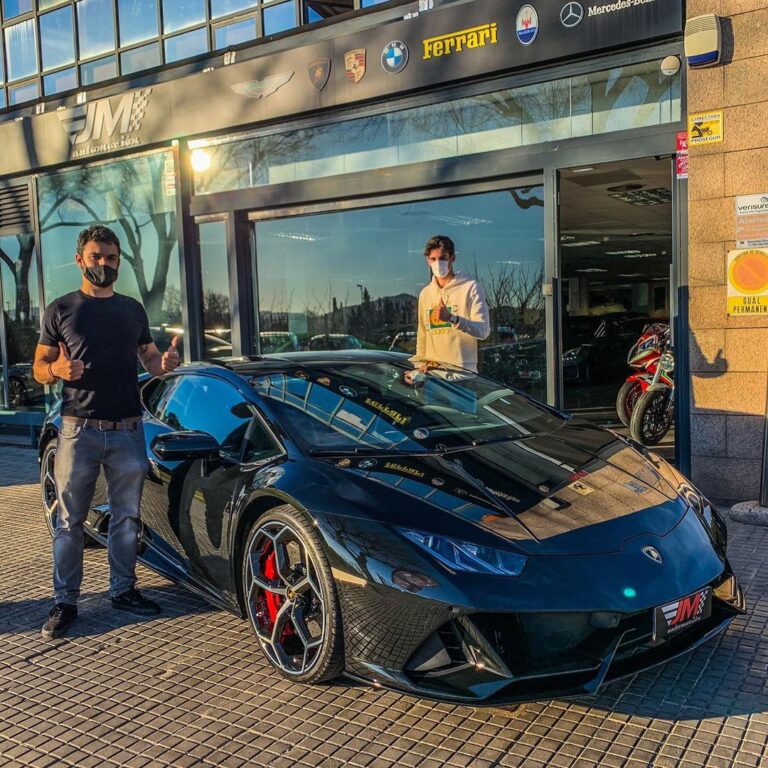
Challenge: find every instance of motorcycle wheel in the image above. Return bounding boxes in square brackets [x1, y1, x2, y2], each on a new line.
[630, 389, 674, 446]
[616, 380, 643, 428]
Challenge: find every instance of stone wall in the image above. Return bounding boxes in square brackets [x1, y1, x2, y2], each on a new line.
[687, 0, 768, 500]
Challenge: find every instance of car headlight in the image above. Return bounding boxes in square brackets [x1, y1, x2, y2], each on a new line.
[399, 529, 528, 576]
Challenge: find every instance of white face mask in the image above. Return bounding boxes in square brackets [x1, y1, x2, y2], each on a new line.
[430, 260, 451, 279]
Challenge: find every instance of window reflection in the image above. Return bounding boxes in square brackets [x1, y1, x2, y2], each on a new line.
[80, 54, 117, 85]
[118, 0, 158, 46]
[211, 0, 257, 19]
[40, 6, 75, 72]
[214, 17, 256, 49]
[77, 0, 115, 59]
[254, 188, 547, 399]
[165, 27, 208, 63]
[197, 220, 232, 354]
[121, 41, 161, 75]
[2, 0, 33, 19]
[162, 0, 206, 34]
[263, 1, 295, 36]
[8, 79, 37, 103]
[43, 66, 76, 94]
[5, 18, 37, 81]
[37, 151, 182, 329]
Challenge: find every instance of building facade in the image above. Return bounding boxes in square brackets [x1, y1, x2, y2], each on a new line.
[3, 0, 738, 495]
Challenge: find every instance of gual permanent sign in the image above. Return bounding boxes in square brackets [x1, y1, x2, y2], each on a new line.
[727, 249, 768, 315]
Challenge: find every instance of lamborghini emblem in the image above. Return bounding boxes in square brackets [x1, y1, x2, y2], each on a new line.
[344, 49, 366, 84]
[308, 59, 331, 91]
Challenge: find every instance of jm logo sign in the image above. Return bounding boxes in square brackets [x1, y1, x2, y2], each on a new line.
[58, 88, 152, 156]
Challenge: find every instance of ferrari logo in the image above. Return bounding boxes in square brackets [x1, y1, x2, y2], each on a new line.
[308, 59, 330, 91]
[344, 49, 366, 84]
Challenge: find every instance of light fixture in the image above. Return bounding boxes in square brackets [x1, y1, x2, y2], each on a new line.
[576, 268, 608, 273]
[606, 250, 642, 255]
[571, 167, 594, 173]
[562, 240, 601, 248]
[190, 148, 212, 173]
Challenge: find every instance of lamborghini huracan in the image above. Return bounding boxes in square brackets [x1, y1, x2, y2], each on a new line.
[39, 352, 745, 704]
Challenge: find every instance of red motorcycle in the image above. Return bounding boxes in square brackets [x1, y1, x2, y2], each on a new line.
[615, 323, 670, 428]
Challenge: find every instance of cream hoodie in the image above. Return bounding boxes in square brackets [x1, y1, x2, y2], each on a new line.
[414, 271, 490, 372]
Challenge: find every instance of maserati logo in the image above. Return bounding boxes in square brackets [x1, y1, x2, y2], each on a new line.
[308, 59, 330, 91]
[642, 546, 663, 564]
[230, 72, 294, 99]
[560, 2, 584, 28]
[58, 88, 152, 148]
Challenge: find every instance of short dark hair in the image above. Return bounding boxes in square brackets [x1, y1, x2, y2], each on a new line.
[77, 225, 121, 256]
[424, 235, 455, 259]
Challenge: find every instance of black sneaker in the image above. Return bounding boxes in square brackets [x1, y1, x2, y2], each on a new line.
[41, 603, 78, 640]
[111, 587, 161, 616]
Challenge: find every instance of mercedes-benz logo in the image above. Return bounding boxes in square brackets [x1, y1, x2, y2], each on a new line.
[560, 1, 584, 28]
[642, 546, 663, 564]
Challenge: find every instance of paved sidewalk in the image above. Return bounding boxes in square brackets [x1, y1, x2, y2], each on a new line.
[0, 445, 767, 768]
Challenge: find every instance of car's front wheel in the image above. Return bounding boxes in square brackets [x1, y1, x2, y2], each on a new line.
[242, 505, 344, 683]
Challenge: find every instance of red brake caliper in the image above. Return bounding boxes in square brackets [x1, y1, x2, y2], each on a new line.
[260, 542, 294, 641]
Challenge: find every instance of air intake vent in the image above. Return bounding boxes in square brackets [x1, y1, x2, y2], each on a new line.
[0, 182, 32, 233]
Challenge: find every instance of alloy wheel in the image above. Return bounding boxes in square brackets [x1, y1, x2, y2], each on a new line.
[244, 520, 326, 676]
[40, 443, 58, 536]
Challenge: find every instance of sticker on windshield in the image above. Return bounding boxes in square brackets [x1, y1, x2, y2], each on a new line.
[384, 461, 425, 479]
[413, 428, 430, 440]
[364, 397, 409, 426]
[339, 385, 357, 398]
[569, 480, 594, 496]
[359, 459, 377, 470]
[295, 371, 309, 380]
[431, 478, 445, 487]
[318, 376, 331, 386]
[337, 458, 351, 468]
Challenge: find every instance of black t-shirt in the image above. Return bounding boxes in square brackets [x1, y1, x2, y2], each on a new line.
[39, 290, 153, 420]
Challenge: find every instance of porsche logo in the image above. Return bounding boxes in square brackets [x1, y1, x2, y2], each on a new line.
[344, 49, 366, 84]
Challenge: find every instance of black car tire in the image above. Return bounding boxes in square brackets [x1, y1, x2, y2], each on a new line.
[616, 380, 642, 428]
[9, 376, 27, 407]
[629, 389, 674, 446]
[242, 504, 344, 683]
[40, 440, 98, 547]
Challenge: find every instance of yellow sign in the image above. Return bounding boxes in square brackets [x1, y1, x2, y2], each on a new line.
[727, 249, 768, 315]
[688, 111, 724, 145]
[422, 22, 497, 60]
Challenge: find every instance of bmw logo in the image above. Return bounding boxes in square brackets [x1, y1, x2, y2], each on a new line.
[560, 1, 584, 28]
[516, 5, 538, 46]
[381, 40, 408, 74]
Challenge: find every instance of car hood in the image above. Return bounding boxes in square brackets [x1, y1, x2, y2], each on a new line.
[319, 421, 687, 557]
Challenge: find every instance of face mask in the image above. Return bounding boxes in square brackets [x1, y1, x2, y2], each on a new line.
[82, 264, 118, 288]
[430, 260, 451, 279]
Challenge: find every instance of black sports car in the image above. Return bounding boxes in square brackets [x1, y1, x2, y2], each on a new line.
[38, 352, 745, 704]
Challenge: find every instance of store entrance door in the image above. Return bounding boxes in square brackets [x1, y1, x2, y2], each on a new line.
[558, 157, 675, 450]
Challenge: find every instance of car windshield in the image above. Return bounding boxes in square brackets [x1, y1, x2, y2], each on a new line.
[248, 359, 567, 455]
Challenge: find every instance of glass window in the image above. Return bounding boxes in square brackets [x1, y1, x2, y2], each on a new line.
[43, 66, 77, 94]
[197, 220, 231, 349]
[0, 90, 6, 108]
[164, 27, 208, 63]
[39, 0, 69, 8]
[80, 54, 117, 85]
[38, 151, 182, 331]
[243, 417, 279, 462]
[2, 0, 33, 19]
[77, 0, 116, 59]
[263, 1, 295, 35]
[161, 375, 251, 457]
[121, 41, 161, 75]
[162, 0, 206, 34]
[0, 233, 44, 412]
[305, 0, 351, 21]
[211, 0, 257, 19]
[254, 187, 547, 401]
[118, 0, 158, 46]
[214, 17, 256, 49]
[193, 58, 681, 196]
[8, 79, 37, 103]
[40, 6, 75, 72]
[5, 19, 37, 81]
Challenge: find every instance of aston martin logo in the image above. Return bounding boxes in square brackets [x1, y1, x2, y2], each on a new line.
[344, 49, 366, 84]
[308, 59, 330, 91]
[642, 546, 663, 564]
[58, 88, 152, 147]
[560, 2, 584, 28]
[230, 72, 294, 100]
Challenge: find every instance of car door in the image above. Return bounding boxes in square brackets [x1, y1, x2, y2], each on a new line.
[142, 373, 266, 604]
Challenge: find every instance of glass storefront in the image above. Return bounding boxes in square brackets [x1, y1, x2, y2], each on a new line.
[253, 185, 547, 401]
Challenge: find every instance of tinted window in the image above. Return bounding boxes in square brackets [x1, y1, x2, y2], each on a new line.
[243, 418, 279, 463]
[161, 375, 251, 458]
[142, 376, 177, 420]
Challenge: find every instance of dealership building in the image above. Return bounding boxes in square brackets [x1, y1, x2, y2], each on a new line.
[0, 0, 764, 500]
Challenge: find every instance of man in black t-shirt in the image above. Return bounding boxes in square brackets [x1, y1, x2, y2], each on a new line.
[33, 225, 180, 640]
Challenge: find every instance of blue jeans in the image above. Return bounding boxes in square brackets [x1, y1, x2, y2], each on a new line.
[52, 421, 149, 605]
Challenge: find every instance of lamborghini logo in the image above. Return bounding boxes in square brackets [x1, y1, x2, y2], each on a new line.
[344, 49, 366, 84]
[230, 71, 294, 100]
[308, 59, 330, 91]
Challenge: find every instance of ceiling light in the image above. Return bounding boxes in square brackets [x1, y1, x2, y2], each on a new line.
[619, 273, 643, 278]
[190, 148, 211, 173]
[571, 167, 594, 173]
[271, 232, 318, 242]
[576, 268, 608, 273]
[562, 240, 601, 248]
[606, 250, 642, 255]
[624, 253, 656, 259]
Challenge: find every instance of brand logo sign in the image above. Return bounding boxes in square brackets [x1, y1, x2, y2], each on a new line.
[560, 2, 584, 27]
[230, 72, 294, 100]
[642, 545, 663, 564]
[516, 5, 538, 45]
[663, 589, 707, 628]
[422, 22, 497, 60]
[308, 59, 331, 91]
[344, 49, 366, 83]
[58, 88, 152, 157]
[381, 40, 409, 74]
[588, 0, 656, 17]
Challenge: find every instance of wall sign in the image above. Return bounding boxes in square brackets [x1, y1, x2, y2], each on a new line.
[727, 249, 768, 315]
[735, 194, 768, 248]
[688, 110, 724, 145]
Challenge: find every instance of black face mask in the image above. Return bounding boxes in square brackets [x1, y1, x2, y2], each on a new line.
[82, 264, 118, 288]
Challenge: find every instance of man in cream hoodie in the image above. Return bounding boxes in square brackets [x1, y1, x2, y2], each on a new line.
[413, 235, 490, 372]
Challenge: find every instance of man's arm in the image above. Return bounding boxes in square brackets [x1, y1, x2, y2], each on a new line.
[33, 343, 84, 384]
[138, 337, 180, 377]
[453, 282, 491, 340]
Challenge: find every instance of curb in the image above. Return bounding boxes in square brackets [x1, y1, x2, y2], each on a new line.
[729, 501, 768, 527]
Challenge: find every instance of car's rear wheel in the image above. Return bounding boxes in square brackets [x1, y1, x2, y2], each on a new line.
[40, 440, 98, 547]
[242, 505, 344, 683]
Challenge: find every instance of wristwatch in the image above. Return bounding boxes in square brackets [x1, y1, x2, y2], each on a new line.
[448, 313, 459, 326]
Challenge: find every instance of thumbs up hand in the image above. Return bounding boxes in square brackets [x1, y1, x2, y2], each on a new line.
[53, 342, 85, 382]
[161, 335, 181, 373]
[437, 296, 452, 323]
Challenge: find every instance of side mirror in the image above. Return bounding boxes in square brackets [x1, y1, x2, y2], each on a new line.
[151, 431, 220, 461]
